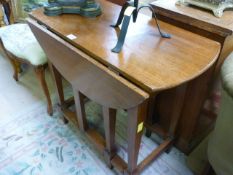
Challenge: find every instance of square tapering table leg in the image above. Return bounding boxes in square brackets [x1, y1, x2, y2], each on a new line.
[103, 107, 117, 168]
[74, 90, 88, 131]
[125, 101, 148, 175]
[48, 62, 65, 105]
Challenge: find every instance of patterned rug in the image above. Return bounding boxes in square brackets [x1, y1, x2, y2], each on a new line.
[0, 97, 193, 175]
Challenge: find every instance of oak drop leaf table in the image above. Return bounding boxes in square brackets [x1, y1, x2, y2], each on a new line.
[27, 0, 220, 174]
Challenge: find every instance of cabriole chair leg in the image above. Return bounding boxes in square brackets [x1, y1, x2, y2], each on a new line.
[35, 66, 53, 116]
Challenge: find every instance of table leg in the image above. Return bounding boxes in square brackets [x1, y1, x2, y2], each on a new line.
[145, 95, 157, 137]
[125, 101, 148, 175]
[103, 107, 117, 168]
[74, 90, 88, 131]
[48, 62, 65, 105]
[168, 84, 186, 137]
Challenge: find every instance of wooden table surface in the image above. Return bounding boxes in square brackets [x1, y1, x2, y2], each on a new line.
[29, 0, 220, 94]
[151, 0, 233, 37]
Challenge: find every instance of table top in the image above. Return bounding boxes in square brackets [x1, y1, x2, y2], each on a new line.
[151, 0, 233, 37]
[29, 0, 220, 93]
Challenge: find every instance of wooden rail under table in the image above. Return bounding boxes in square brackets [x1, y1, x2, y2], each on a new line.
[28, 19, 174, 174]
[27, 0, 220, 173]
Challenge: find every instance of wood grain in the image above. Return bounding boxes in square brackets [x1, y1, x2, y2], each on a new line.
[28, 18, 149, 109]
[27, 0, 223, 171]
[29, 0, 220, 94]
[151, 0, 233, 75]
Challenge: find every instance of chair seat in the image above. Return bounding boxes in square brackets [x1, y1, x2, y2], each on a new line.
[0, 23, 47, 66]
[221, 52, 233, 98]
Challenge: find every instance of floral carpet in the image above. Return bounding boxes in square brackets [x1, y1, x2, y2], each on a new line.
[0, 102, 112, 175]
[0, 96, 193, 175]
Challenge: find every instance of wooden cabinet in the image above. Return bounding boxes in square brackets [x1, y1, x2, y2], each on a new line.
[150, 0, 233, 153]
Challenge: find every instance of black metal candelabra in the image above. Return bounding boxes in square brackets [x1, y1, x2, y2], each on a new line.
[111, 0, 171, 53]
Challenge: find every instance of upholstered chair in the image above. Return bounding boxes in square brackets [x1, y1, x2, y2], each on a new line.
[0, 23, 53, 115]
[206, 52, 233, 175]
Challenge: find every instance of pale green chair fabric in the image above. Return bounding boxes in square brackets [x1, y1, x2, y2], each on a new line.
[0, 23, 47, 65]
[207, 52, 233, 175]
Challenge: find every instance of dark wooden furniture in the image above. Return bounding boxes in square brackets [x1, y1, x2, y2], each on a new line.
[150, 0, 233, 153]
[28, 0, 220, 174]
